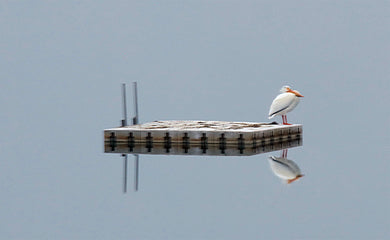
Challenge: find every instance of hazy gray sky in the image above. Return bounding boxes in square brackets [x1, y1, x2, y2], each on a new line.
[1, 1, 389, 239]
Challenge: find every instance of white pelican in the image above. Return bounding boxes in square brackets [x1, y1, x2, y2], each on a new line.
[268, 86, 304, 125]
[268, 154, 304, 184]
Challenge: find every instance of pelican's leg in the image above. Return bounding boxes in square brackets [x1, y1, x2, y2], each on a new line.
[283, 115, 291, 125]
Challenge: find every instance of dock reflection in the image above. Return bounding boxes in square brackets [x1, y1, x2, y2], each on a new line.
[105, 136, 303, 192]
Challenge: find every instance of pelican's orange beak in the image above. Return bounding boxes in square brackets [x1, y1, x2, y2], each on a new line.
[287, 89, 304, 97]
[287, 174, 304, 184]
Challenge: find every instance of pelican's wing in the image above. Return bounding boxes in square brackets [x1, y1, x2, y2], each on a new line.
[268, 93, 295, 118]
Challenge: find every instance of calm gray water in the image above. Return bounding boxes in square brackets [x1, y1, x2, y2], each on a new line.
[1, 1, 389, 239]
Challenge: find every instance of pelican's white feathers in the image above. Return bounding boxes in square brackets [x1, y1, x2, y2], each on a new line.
[268, 85, 303, 121]
[268, 93, 300, 118]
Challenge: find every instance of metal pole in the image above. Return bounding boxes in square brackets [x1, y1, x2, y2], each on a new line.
[122, 84, 129, 193]
[132, 82, 139, 191]
[133, 82, 139, 125]
[122, 83, 128, 126]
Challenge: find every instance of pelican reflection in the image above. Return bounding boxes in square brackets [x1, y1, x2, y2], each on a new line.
[268, 149, 304, 184]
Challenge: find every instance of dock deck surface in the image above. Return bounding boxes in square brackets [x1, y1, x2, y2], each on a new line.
[104, 120, 302, 156]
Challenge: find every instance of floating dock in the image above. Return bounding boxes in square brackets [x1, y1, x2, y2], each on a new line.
[104, 120, 302, 156]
